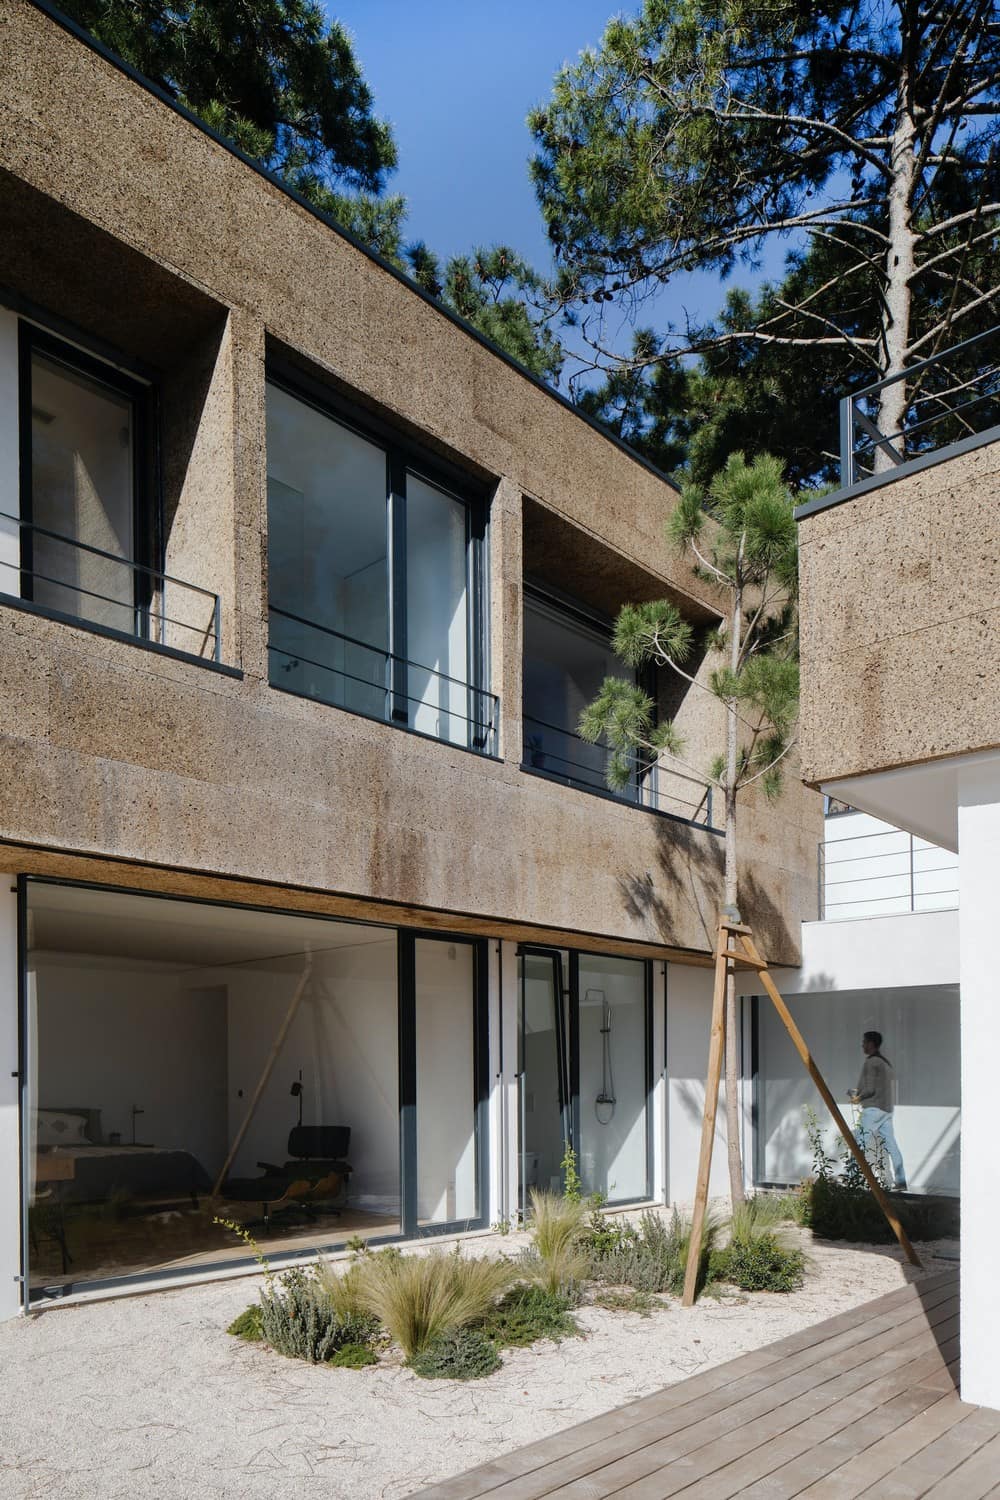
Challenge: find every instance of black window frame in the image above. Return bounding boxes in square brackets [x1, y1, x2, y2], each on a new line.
[265, 365, 492, 751]
[521, 579, 659, 800]
[15, 320, 160, 638]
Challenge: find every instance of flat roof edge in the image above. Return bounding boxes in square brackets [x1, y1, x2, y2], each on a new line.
[24, 0, 681, 496]
[795, 420, 1000, 520]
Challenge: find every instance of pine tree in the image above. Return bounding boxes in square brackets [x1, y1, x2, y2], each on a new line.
[531, 1, 1000, 464]
[580, 453, 799, 1203]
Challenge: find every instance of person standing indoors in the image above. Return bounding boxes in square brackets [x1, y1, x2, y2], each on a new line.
[848, 1031, 907, 1191]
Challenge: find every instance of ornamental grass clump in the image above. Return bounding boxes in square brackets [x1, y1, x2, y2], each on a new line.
[353, 1247, 515, 1358]
[527, 1188, 589, 1295]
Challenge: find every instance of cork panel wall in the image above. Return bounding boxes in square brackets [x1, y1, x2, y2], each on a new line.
[0, 608, 808, 963]
[799, 441, 1000, 782]
[0, 1, 725, 622]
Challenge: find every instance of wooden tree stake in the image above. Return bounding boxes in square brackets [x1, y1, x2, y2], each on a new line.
[682, 918, 920, 1306]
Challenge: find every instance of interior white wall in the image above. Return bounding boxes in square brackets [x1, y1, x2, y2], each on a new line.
[651, 962, 667, 1202]
[957, 755, 1000, 1409]
[665, 963, 732, 1204]
[576, 955, 648, 1201]
[221, 940, 399, 1211]
[0, 886, 19, 1320]
[0, 307, 19, 593]
[415, 939, 476, 1222]
[498, 941, 519, 1224]
[31, 957, 228, 1175]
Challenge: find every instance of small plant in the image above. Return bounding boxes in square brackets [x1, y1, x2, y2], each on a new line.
[591, 1288, 656, 1316]
[582, 1202, 638, 1258]
[258, 1267, 378, 1364]
[227, 1304, 263, 1341]
[717, 1233, 806, 1292]
[560, 1142, 583, 1203]
[408, 1326, 502, 1380]
[587, 1208, 721, 1297]
[345, 1234, 368, 1254]
[491, 1217, 512, 1236]
[480, 1284, 580, 1346]
[529, 1188, 589, 1294]
[329, 1342, 378, 1369]
[353, 1248, 514, 1358]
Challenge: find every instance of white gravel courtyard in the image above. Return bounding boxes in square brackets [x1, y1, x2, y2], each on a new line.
[0, 1230, 958, 1500]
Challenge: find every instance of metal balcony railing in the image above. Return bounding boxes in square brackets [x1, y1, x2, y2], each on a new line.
[840, 324, 1000, 485]
[0, 513, 221, 660]
[269, 606, 500, 755]
[521, 711, 715, 826]
[818, 823, 959, 920]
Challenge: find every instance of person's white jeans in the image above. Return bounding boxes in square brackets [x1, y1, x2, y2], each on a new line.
[857, 1106, 906, 1187]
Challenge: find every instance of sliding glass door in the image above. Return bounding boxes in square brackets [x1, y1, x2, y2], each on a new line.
[519, 948, 652, 1211]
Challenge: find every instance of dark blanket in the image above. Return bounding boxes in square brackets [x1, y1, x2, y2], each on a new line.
[39, 1147, 211, 1204]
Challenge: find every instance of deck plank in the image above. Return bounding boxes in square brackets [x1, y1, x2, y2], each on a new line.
[415, 1274, 971, 1500]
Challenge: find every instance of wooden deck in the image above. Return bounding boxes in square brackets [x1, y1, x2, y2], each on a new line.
[418, 1272, 1000, 1499]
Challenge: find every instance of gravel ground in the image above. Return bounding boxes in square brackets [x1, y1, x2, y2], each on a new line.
[0, 1227, 959, 1500]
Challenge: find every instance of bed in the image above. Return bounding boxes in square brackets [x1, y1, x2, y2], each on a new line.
[34, 1108, 211, 1205]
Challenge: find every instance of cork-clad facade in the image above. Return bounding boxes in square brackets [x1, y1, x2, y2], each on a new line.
[795, 358, 1000, 1409]
[0, 0, 820, 1311]
[798, 440, 1000, 790]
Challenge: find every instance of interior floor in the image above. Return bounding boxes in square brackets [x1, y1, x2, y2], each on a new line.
[29, 1197, 400, 1292]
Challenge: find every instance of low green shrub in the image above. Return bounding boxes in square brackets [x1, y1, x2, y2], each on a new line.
[227, 1304, 263, 1341]
[481, 1284, 580, 1346]
[591, 1288, 656, 1316]
[588, 1208, 721, 1297]
[329, 1342, 378, 1369]
[800, 1174, 957, 1244]
[408, 1327, 501, 1380]
[259, 1267, 380, 1363]
[716, 1233, 806, 1292]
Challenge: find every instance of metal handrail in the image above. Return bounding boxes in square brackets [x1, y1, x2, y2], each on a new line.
[0, 512, 221, 661]
[269, 605, 500, 755]
[521, 711, 714, 826]
[818, 825, 959, 919]
[839, 323, 1000, 485]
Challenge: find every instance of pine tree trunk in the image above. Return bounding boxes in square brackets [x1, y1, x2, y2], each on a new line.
[724, 588, 745, 1208]
[875, 53, 918, 471]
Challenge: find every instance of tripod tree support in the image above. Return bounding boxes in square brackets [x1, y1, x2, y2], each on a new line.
[681, 918, 920, 1307]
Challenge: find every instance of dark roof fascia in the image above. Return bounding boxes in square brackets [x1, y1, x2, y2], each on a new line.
[27, 0, 681, 497]
[794, 420, 1000, 521]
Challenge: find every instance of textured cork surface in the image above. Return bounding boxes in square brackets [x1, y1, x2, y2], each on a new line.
[0, 1, 821, 964]
[799, 440, 1000, 783]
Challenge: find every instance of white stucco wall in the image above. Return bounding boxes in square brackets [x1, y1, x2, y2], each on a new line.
[957, 755, 1000, 1409]
[665, 963, 735, 1205]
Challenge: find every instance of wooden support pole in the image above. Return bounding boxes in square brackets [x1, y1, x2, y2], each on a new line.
[740, 931, 922, 1269]
[681, 928, 730, 1307]
[212, 954, 314, 1199]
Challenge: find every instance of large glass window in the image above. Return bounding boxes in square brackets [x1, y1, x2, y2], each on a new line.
[414, 938, 480, 1225]
[522, 593, 626, 794]
[15, 332, 148, 635]
[23, 881, 488, 1300]
[518, 948, 651, 1210]
[754, 985, 960, 1196]
[266, 379, 491, 751]
[267, 382, 389, 718]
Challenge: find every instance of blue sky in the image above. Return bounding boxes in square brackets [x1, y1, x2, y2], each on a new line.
[329, 1, 790, 372]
